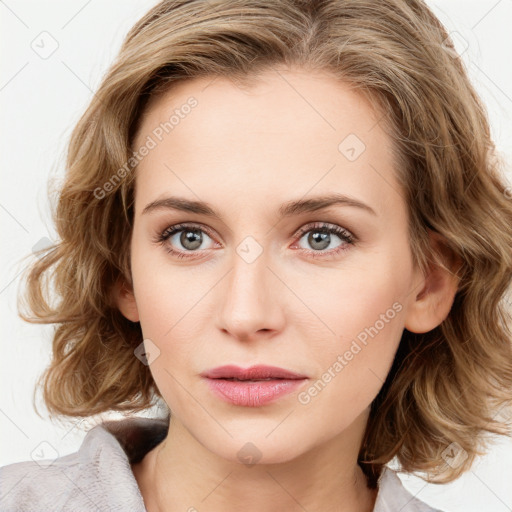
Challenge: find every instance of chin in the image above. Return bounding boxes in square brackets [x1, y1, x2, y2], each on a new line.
[208, 434, 308, 467]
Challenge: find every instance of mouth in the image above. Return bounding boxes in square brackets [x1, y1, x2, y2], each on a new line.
[200, 364, 308, 381]
[221, 377, 283, 381]
[200, 365, 308, 407]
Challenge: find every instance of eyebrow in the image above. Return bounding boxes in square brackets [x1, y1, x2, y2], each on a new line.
[141, 193, 377, 218]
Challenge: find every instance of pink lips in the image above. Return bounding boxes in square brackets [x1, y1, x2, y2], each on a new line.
[201, 365, 308, 407]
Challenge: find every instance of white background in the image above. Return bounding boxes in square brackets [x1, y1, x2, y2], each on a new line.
[1, 1, 512, 511]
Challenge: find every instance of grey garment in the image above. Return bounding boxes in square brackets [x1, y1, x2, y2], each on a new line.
[0, 417, 444, 512]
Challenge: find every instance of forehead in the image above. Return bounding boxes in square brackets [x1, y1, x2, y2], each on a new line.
[132, 68, 403, 219]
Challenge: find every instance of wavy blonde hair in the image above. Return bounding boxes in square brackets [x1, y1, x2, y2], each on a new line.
[17, 0, 512, 488]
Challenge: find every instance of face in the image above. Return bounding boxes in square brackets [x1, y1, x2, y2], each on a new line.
[117, 66, 442, 465]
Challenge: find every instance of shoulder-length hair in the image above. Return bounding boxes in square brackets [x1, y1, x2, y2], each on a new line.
[18, 0, 512, 488]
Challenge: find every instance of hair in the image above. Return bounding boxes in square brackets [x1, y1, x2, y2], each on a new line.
[17, 0, 512, 489]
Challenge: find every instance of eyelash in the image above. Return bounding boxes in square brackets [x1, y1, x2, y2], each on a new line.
[153, 222, 355, 260]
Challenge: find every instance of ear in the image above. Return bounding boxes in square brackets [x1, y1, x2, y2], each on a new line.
[404, 230, 462, 334]
[112, 277, 140, 323]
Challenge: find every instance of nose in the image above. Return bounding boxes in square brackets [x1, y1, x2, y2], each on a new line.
[216, 244, 285, 342]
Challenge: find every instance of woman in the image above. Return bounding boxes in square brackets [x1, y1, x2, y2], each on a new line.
[1, 1, 511, 511]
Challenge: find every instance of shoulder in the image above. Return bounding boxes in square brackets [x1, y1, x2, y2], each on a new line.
[373, 466, 445, 512]
[0, 449, 82, 512]
[0, 417, 166, 512]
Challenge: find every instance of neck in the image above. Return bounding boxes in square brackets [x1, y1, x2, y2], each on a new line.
[132, 410, 377, 512]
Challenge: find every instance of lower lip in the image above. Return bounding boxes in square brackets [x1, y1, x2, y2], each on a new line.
[204, 378, 307, 407]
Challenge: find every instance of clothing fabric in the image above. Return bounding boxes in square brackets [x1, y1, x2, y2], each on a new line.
[0, 417, 444, 511]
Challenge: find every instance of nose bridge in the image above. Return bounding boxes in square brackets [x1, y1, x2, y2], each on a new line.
[226, 236, 270, 308]
[217, 234, 281, 338]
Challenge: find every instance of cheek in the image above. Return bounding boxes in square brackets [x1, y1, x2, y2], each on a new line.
[294, 289, 405, 439]
[129, 234, 178, 340]
[129, 235, 216, 377]
[293, 247, 409, 403]
[295, 243, 410, 344]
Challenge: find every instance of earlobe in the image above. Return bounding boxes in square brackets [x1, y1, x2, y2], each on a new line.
[404, 231, 462, 334]
[113, 278, 140, 323]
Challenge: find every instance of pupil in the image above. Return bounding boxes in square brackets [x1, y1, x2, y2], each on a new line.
[181, 230, 202, 250]
[309, 231, 329, 250]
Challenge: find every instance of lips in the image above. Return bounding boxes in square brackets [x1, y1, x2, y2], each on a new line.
[201, 364, 307, 381]
[201, 365, 308, 407]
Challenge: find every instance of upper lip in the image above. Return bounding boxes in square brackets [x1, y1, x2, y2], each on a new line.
[201, 365, 308, 380]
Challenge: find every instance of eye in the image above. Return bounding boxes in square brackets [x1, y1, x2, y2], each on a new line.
[153, 221, 355, 260]
[154, 223, 218, 259]
[291, 222, 355, 259]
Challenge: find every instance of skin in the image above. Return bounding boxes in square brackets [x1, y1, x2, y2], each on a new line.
[115, 65, 460, 512]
